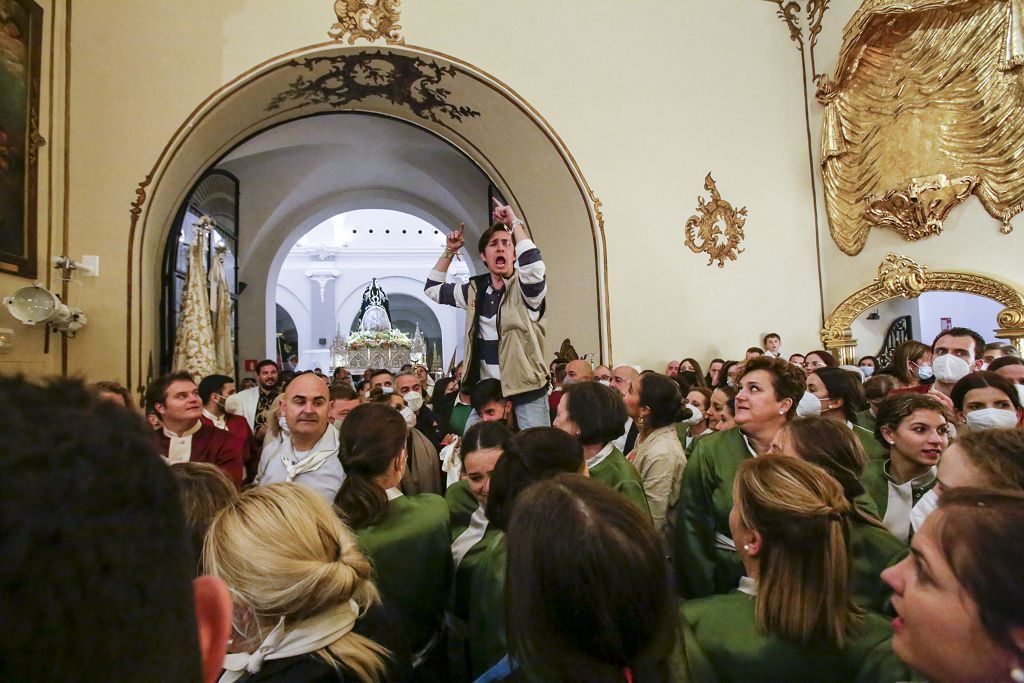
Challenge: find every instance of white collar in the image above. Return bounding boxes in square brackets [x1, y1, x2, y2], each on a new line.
[385, 487, 403, 501]
[587, 443, 615, 470]
[203, 408, 226, 426]
[452, 505, 489, 568]
[163, 420, 202, 440]
[738, 576, 758, 596]
[884, 460, 937, 490]
[740, 431, 758, 458]
[281, 427, 339, 481]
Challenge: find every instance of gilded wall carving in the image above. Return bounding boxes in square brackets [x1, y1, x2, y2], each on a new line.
[684, 174, 747, 269]
[267, 53, 481, 123]
[818, 0, 1024, 254]
[329, 0, 404, 45]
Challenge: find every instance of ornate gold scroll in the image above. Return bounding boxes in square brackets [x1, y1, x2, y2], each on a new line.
[817, 0, 1024, 254]
[684, 174, 747, 269]
[329, 0, 404, 45]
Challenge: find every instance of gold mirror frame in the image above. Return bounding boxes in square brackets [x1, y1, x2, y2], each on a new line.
[821, 253, 1024, 364]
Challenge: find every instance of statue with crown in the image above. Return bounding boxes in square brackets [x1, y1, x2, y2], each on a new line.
[331, 278, 424, 371]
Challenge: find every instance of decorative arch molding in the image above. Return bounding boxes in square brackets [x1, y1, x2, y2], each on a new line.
[821, 253, 1024, 363]
[127, 41, 608, 391]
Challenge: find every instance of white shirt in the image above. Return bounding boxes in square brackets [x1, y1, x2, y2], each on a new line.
[587, 442, 615, 471]
[163, 421, 202, 465]
[257, 426, 346, 502]
[611, 417, 633, 453]
[202, 408, 227, 431]
[883, 463, 937, 543]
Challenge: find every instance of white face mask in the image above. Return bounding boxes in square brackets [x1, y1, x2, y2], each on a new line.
[932, 354, 971, 384]
[598, 379, 611, 387]
[965, 407, 1019, 431]
[681, 404, 703, 426]
[796, 391, 824, 418]
[403, 390, 423, 413]
[381, 386, 394, 395]
[860, 366, 875, 378]
[1016, 383, 1024, 407]
[400, 405, 417, 428]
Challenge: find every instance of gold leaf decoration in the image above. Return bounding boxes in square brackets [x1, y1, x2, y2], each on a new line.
[684, 174, 747, 269]
[329, 0, 404, 45]
[818, 0, 1024, 254]
[865, 174, 979, 241]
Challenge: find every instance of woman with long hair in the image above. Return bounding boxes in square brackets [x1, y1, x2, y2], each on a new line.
[803, 367, 888, 458]
[950, 371, 1022, 432]
[680, 358, 706, 388]
[707, 385, 737, 433]
[674, 356, 806, 598]
[890, 340, 933, 389]
[336, 403, 451, 674]
[205, 483, 408, 682]
[883, 489, 1024, 683]
[678, 455, 907, 682]
[683, 387, 714, 454]
[772, 418, 907, 614]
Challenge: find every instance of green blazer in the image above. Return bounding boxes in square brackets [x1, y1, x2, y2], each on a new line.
[672, 427, 751, 598]
[849, 515, 907, 615]
[589, 445, 651, 517]
[676, 592, 909, 682]
[446, 479, 478, 538]
[853, 422, 888, 460]
[445, 481, 502, 620]
[355, 493, 452, 652]
[856, 408, 877, 435]
[465, 531, 507, 678]
[862, 459, 891, 520]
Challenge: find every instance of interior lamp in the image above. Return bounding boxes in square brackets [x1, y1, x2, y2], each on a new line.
[3, 284, 87, 334]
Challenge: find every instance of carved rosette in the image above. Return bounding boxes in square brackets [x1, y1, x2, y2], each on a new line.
[865, 174, 979, 242]
[329, 0, 405, 45]
[876, 253, 928, 299]
[683, 174, 747, 269]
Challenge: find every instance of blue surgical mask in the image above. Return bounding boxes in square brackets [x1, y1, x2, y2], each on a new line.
[860, 366, 874, 378]
[914, 363, 934, 381]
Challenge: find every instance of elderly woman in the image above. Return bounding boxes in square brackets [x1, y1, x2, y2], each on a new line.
[554, 381, 650, 515]
[882, 488, 1024, 683]
[678, 455, 907, 682]
[673, 356, 806, 598]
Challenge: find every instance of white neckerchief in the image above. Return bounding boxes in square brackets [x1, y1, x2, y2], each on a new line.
[163, 421, 202, 465]
[740, 431, 758, 458]
[883, 462, 937, 543]
[440, 438, 463, 488]
[587, 443, 615, 471]
[203, 408, 227, 431]
[219, 600, 359, 683]
[451, 505, 489, 568]
[281, 427, 338, 482]
[737, 576, 758, 596]
[386, 487, 403, 501]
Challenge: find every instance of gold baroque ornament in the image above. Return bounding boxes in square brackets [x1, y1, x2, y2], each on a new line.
[329, 0, 405, 45]
[821, 252, 1024, 359]
[684, 174, 747, 269]
[818, 0, 1024, 255]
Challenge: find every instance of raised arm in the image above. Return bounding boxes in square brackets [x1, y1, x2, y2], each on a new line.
[425, 225, 470, 309]
[491, 199, 546, 315]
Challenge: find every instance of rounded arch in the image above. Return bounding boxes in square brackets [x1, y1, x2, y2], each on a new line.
[821, 252, 1024, 362]
[128, 42, 608, 390]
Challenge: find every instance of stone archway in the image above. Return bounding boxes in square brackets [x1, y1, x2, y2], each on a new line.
[821, 253, 1024, 363]
[127, 43, 608, 390]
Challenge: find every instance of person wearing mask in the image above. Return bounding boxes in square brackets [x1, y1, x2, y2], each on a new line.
[800, 349, 839, 375]
[680, 357, 705, 382]
[858, 355, 879, 378]
[199, 374, 259, 484]
[862, 394, 949, 543]
[493, 476, 677, 683]
[367, 389, 441, 496]
[707, 385, 737, 433]
[882, 489, 1024, 683]
[788, 353, 806, 366]
[705, 358, 725, 387]
[771, 418, 907, 614]
[610, 364, 641, 453]
[935, 428, 1024, 495]
[724, 360, 744, 389]
[225, 359, 280, 440]
[205, 483, 412, 682]
[593, 364, 613, 385]
[147, 372, 246, 489]
[860, 373, 900, 432]
[425, 200, 550, 430]
[678, 456, 908, 682]
[623, 372, 690, 535]
[951, 370, 1022, 432]
[800, 367, 888, 459]
[554, 381, 650, 515]
[465, 428, 586, 678]
[990, 354, 1024, 387]
[930, 326, 987, 397]
[394, 370, 440, 446]
[368, 369, 395, 393]
[254, 372, 344, 501]
[674, 356, 806, 598]
[336, 403, 452, 676]
[762, 332, 783, 358]
[890, 340, 933, 389]
[683, 387, 714, 453]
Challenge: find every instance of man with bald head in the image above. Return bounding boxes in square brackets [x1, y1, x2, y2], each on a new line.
[610, 365, 641, 454]
[254, 371, 345, 501]
[563, 359, 594, 385]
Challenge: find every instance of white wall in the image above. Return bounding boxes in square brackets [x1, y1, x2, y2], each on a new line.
[917, 292, 1003, 344]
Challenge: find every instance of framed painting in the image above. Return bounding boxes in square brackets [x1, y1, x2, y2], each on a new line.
[0, 0, 43, 279]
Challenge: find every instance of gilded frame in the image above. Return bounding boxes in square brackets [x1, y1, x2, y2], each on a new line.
[821, 253, 1024, 363]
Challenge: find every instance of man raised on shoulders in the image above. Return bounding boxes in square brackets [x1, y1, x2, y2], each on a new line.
[425, 198, 550, 428]
[146, 371, 246, 489]
[255, 371, 345, 502]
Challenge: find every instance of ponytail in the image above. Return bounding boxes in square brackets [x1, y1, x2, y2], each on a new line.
[336, 404, 407, 529]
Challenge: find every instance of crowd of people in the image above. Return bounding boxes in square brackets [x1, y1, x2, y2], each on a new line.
[2, 200, 1023, 682]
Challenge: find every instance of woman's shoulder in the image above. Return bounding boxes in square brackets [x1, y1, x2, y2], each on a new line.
[680, 590, 755, 625]
[239, 653, 347, 682]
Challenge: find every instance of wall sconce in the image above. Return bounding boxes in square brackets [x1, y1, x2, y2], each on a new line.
[3, 283, 87, 335]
